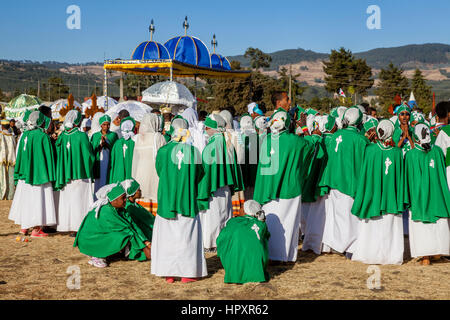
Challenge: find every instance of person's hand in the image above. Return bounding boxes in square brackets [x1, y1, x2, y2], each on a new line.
[366, 130, 377, 142]
[143, 241, 151, 260]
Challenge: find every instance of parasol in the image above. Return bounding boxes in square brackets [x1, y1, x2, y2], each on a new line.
[141, 81, 196, 109]
[5, 94, 42, 119]
[82, 96, 118, 113]
[50, 98, 82, 120]
[106, 100, 153, 122]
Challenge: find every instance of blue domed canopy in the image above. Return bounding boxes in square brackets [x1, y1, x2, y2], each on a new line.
[211, 53, 231, 70]
[132, 41, 170, 60]
[165, 36, 211, 68]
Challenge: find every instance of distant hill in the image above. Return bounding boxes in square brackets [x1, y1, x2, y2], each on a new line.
[228, 43, 450, 70]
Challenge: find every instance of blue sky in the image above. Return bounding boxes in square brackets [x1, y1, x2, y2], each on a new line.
[1, 0, 449, 63]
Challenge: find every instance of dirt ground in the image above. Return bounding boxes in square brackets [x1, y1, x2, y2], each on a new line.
[0, 200, 449, 300]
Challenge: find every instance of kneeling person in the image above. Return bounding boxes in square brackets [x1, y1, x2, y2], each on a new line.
[217, 200, 270, 284]
[74, 183, 151, 268]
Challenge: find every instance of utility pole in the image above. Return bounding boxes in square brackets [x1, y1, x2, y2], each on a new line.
[119, 73, 124, 102]
[37, 79, 40, 98]
[288, 65, 292, 102]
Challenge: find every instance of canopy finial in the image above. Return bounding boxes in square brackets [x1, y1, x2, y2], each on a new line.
[183, 16, 189, 36]
[149, 19, 155, 41]
[211, 34, 218, 53]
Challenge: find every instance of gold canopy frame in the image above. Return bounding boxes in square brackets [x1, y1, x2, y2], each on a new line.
[103, 59, 251, 79]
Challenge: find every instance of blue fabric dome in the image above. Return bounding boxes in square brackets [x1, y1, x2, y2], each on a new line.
[131, 41, 170, 60]
[211, 53, 231, 70]
[164, 36, 211, 68]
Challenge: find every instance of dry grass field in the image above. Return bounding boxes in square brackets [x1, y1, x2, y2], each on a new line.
[0, 200, 449, 300]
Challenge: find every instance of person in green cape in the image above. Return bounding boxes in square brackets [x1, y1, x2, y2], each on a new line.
[404, 123, 450, 265]
[434, 102, 450, 190]
[236, 114, 259, 200]
[8, 111, 57, 238]
[151, 117, 208, 283]
[253, 108, 315, 263]
[350, 120, 406, 265]
[121, 178, 155, 242]
[217, 200, 270, 284]
[198, 114, 244, 252]
[74, 183, 151, 268]
[318, 106, 369, 255]
[55, 109, 95, 234]
[109, 116, 136, 183]
[362, 117, 379, 143]
[300, 115, 337, 255]
[90, 114, 118, 194]
[392, 104, 414, 156]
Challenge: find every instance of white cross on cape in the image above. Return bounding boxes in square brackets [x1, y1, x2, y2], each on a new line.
[66, 141, 71, 150]
[270, 148, 275, 156]
[335, 135, 343, 152]
[251, 223, 260, 240]
[430, 159, 435, 168]
[385, 157, 392, 175]
[176, 150, 184, 170]
[23, 137, 28, 151]
[123, 144, 128, 158]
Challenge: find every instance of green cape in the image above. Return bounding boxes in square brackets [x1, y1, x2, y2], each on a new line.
[125, 201, 155, 241]
[74, 203, 148, 261]
[217, 215, 270, 284]
[90, 131, 118, 180]
[156, 141, 205, 218]
[55, 128, 95, 190]
[253, 131, 314, 204]
[109, 138, 135, 183]
[351, 142, 406, 219]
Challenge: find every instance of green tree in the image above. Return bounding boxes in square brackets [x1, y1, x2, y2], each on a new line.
[410, 69, 433, 114]
[230, 60, 241, 70]
[375, 63, 410, 115]
[323, 48, 374, 103]
[277, 67, 306, 106]
[244, 47, 272, 70]
[42, 77, 70, 101]
[0, 88, 6, 102]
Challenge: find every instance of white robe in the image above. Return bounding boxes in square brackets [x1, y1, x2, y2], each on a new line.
[132, 132, 166, 201]
[151, 213, 207, 278]
[322, 189, 359, 253]
[57, 179, 93, 232]
[9, 180, 57, 229]
[262, 195, 302, 262]
[301, 195, 327, 255]
[351, 214, 404, 265]
[199, 186, 232, 249]
[409, 212, 450, 258]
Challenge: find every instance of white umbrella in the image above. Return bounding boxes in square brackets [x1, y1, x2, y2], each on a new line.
[50, 99, 82, 120]
[82, 96, 118, 113]
[141, 81, 196, 109]
[106, 100, 152, 122]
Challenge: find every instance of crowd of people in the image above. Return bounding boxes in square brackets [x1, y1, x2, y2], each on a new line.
[3, 91, 450, 285]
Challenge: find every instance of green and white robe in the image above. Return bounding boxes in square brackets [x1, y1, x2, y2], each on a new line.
[435, 125, 450, 189]
[253, 130, 314, 262]
[198, 133, 244, 250]
[55, 128, 95, 232]
[405, 145, 450, 258]
[318, 126, 369, 253]
[151, 140, 207, 278]
[350, 142, 406, 265]
[217, 215, 270, 284]
[90, 131, 118, 193]
[9, 128, 57, 229]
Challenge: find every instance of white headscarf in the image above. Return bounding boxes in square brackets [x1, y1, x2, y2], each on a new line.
[120, 119, 135, 140]
[376, 119, 395, 141]
[109, 112, 122, 138]
[139, 113, 160, 134]
[90, 112, 105, 136]
[81, 118, 91, 130]
[247, 102, 257, 115]
[181, 107, 207, 152]
[63, 110, 81, 130]
[244, 200, 266, 222]
[219, 110, 234, 130]
[270, 110, 288, 134]
[89, 184, 116, 218]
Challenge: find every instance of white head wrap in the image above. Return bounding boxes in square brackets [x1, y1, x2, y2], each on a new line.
[121, 119, 135, 140]
[90, 112, 105, 136]
[306, 114, 318, 134]
[181, 107, 199, 129]
[414, 123, 432, 145]
[343, 107, 363, 127]
[139, 113, 160, 134]
[270, 110, 288, 134]
[247, 102, 257, 115]
[171, 117, 189, 141]
[63, 110, 81, 130]
[376, 119, 395, 141]
[81, 118, 91, 130]
[317, 115, 328, 133]
[254, 116, 268, 133]
[208, 114, 226, 133]
[244, 200, 266, 222]
[219, 110, 234, 130]
[336, 106, 347, 129]
[27, 111, 43, 130]
[240, 115, 255, 134]
[89, 184, 117, 218]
